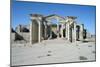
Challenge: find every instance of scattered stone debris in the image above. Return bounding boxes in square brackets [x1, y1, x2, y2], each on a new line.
[79, 56, 88, 60]
[47, 54, 51, 56]
[37, 56, 44, 58]
[38, 54, 52, 58]
[92, 51, 96, 54]
[82, 40, 89, 43]
[48, 51, 52, 53]
[88, 45, 92, 47]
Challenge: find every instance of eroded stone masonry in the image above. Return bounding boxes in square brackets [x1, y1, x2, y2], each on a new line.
[11, 14, 94, 44]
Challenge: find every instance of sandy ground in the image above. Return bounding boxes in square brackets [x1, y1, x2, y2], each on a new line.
[11, 38, 96, 66]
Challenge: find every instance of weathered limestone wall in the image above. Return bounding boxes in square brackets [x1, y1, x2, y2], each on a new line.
[18, 33, 30, 43]
[11, 32, 30, 44]
[30, 20, 39, 44]
[11, 33, 15, 44]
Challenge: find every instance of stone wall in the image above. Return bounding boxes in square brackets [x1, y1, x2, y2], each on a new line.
[18, 32, 30, 43]
[11, 33, 15, 44]
[11, 32, 30, 44]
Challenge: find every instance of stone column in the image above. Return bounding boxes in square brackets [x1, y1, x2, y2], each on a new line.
[49, 24, 52, 39]
[79, 24, 84, 41]
[47, 22, 52, 39]
[61, 23, 64, 38]
[57, 23, 59, 38]
[44, 22, 47, 39]
[67, 23, 70, 41]
[57, 17, 60, 38]
[30, 21, 32, 44]
[44, 25, 47, 39]
[73, 22, 77, 42]
[38, 20, 41, 43]
[65, 23, 68, 39]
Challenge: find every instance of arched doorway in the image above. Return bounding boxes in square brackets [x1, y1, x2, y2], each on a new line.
[45, 14, 65, 39]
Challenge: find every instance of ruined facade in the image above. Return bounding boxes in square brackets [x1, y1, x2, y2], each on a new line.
[11, 14, 90, 44]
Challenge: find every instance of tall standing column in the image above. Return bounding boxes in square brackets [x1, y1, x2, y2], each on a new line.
[74, 22, 77, 42]
[61, 23, 64, 38]
[79, 24, 84, 41]
[57, 23, 59, 38]
[30, 21, 32, 44]
[65, 23, 68, 39]
[57, 17, 60, 38]
[38, 20, 41, 43]
[47, 22, 52, 39]
[49, 24, 52, 39]
[67, 23, 70, 41]
[44, 24, 47, 39]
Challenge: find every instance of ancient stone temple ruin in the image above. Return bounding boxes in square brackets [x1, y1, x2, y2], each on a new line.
[11, 14, 90, 44]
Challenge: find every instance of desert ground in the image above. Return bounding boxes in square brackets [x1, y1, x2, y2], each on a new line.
[11, 38, 96, 66]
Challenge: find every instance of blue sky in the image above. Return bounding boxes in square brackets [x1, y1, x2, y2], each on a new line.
[11, 1, 96, 34]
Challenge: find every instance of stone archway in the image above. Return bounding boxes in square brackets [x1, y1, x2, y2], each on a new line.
[30, 14, 43, 44]
[29, 14, 81, 44]
[45, 14, 65, 39]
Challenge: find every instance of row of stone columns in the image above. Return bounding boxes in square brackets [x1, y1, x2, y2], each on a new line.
[58, 21, 84, 42]
[30, 21, 84, 44]
[30, 16, 84, 44]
